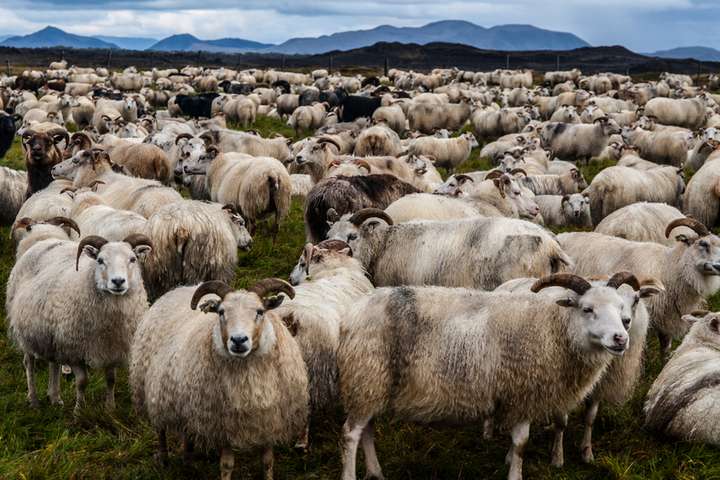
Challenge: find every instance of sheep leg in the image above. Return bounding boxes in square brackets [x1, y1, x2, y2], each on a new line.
[155, 429, 168, 465]
[340, 415, 371, 480]
[580, 399, 600, 463]
[483, 417, 494, 440]
[657, 331, 673, 360]
[47, 362, 63, 406]
[23, 353, 39, 408]
[294, 424, 310, 452]
[507, 421, 530, 480]
[104, 367, 116, 411]
[182, 435, 194, 463]
[262, 447, 274, 480]
[71, 365, 88, 414]
[361, 419, 384, 479]
[220, 447, 235, 480]
[551, 413, 568, 468]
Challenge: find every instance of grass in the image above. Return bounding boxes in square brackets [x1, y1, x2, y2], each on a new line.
[1, 117, 719, 479]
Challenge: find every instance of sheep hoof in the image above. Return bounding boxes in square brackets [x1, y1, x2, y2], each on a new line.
[581, 447, 594, 463]
[48, 396, 64, 407]
[27, 397, 40, 409]
[293, 441, 308, 454]
[364, 474, 385, 480]
[550, 457, 564, 468]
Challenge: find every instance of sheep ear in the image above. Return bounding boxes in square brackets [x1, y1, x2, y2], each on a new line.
[675, 234, 694, 245]
[263, 295, 285, 310]
[363, 220, 382, 230]
[133, 244, 152, 259]
[338, 247, 352, 256]
[83, 245, 100, 260]
[199, 299, 221, 314]
[556, 297, 577, 308]
[711, 317, 720, 334]
[326, 208, 339, 223]
[639, 283, 663, 298]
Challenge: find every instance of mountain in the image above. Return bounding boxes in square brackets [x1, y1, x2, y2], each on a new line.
[93, 35, 157, 51]
[264, 20, 590, 54]
[147, 34, 272, 52]
[0, 26, 118, 49]
[650, 46, 720, 62]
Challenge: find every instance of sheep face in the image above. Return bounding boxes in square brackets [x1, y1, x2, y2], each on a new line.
[327, 214, 389, 262]
[81, 242, 150, 296]
[678, 234, 720, 294]
[289, 241, 354, 285]
[295, 141, 333, 167]
[175, 138, 206, 181]
[561, 193, 590, 222]
[681, 311, 720, 345]
[21, 130, 67, 166]
[559, 286, 630, 355]
[52, 149, 94, 180]
[223, 208, 253, 251]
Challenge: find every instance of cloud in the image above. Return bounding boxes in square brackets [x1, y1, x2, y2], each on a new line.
[1, 0, 718, 51]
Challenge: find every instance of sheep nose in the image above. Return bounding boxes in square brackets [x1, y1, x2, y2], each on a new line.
[613, 333, 627, 347]
[111, 277, 126, 287]
[229, 335, 250, 353]
[183, 166, 191, 173]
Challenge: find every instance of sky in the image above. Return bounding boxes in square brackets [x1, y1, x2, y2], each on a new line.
[1, 0, 719, 51]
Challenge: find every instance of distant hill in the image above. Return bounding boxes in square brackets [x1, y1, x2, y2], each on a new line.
[650, 46, 720, 62]
[1, 26, 118, 49]
[94, 35, 157, 51]
[148, 34, 272, 52]
[264, 20, 590, 54]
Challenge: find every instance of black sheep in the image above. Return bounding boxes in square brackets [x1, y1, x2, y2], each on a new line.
[0, 113, 17, 159]
[339, 95, 382, 122]
[175, 93, 220, 119]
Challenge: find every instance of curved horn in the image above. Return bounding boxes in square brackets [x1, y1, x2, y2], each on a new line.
[198, 130, 215, 145]
[531, 273, 592, 296]
[317, 136, 342, 151]
[45, 217, 80, 237]
[52, 130, 70, 146]
[123, 233, 154, 251]
[21, 129, 36, 140]
[454, 174, 474, 184]
[248, 278, 295, 300]
[315, 239, 353, 256]
[353, 159, 372, 173]
[76, 235, 108, 271]
[665, 217, 709, 238]
[484, 170, 504, 180]
[606, 271, 640, 291]
[348, 208, 394, 226]
[510, 168, 527, 177]
[174, 132, 194, 145]
[221, 203, 239, 215]
[60, 186, 78, 194]
[190, 280, 234, 310]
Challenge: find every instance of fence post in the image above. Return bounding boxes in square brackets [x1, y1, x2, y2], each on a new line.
[5, 60, 10, 76]
[556, 55, 560, 71]
[328, 56, 333, 75]
[506, 54, 510, 69]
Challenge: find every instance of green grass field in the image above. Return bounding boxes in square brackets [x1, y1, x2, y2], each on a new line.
[0, 120, 719, 480]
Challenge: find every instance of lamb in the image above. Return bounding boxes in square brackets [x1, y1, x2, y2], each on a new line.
[141, 200, 252, 300]
[7, 233, 152, 412]
[594, 203, 692, 246]
[338, 273, 633, 480]
[540, 118, 621, 161]
[521, 168, 588, 195]
[495, 273, 662, 466]
[684, 157, 720, 227]
[182, 146, 291, 236]
[407, 133, 478, 173]
[534, 193, 592, 228]
[0, 167, 28, 225]
[353, 125, 403, 157]
[130, 279, 308, 480]
[303, 175, 419, 243]
[327, 208, 571, 289]
[644, 310, 720, 445]
[644, 97, 707, 130]
[558, 217, 720, 357]
[583, 165, 685, 224]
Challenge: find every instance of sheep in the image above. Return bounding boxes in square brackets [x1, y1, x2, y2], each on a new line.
[11, 216, 80, 259]
[686, 138, 719, 171]
[558, 217, 720, 358]
[521, 168, 588, 196]
[13, 179, 74, 232]
[327, 209, 571, 289]
[495, 273, 662, 465]
[549, 105, 580, 123]
[684, 157, 720, 227]
[338, 273, 634, 480]
[407, 133, 478, 173]
[70, 191, 147, 241]
[644, 310, 720, 444]
[20, 128, 69, 198]
[139, 200, 251, 300]
[540, 118, 621, 161]
[182, 146, 291, 236]
[371, 104, 406, 134]
[287, 103, 327, 134]
[276, 240, 373, 448]
[616, 146, 664, 170]
[69, 96, 95, 128]
[472, 107, 530, 141]
[535, 193, 592, 228]
[0, 167, 28, 225]
[200, 128, 292, 163]
[583, 166, 685, 224]
[644, 97, 707, 129]
[304, 175, 419, 243]
[384, 193, 483, 223]
[7, 233, 152, 412]
[594, 203, 692, 246]
[621, 126, 690, 167]
[107, 142, 172, 183]
[130, 279, 308, 480]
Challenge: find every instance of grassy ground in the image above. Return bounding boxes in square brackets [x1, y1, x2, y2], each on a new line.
[0, 120, 719, 479]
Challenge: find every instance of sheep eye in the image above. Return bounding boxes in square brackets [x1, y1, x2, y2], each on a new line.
[129, 257, 137, 263]
[347, 233, 357, 241]
[97, 258, 104, 265]
[622, 317, 631, 328]
[699, 240, 709, 249]
[582, 306, 593, 314]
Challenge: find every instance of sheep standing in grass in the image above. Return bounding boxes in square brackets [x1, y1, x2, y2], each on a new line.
[644, 310, 720, 444]
[407, 132, 478, 173]
[0, 167, 28, 225]
[7, 233, 152, 412]
[684, 158, 720, 227]
[130, 279, 308, 480]
[338, 273, 635, 480]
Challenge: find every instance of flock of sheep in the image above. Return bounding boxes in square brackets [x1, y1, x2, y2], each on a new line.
[1, 60, 720, 480]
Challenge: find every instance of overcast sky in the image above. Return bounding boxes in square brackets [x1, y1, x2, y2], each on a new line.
[1, 0, 719, 51]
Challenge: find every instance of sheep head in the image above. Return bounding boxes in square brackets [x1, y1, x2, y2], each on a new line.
[191, 279, 294, 358]
[76, 234, 150, 296]
[666, 218, 720, 279]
